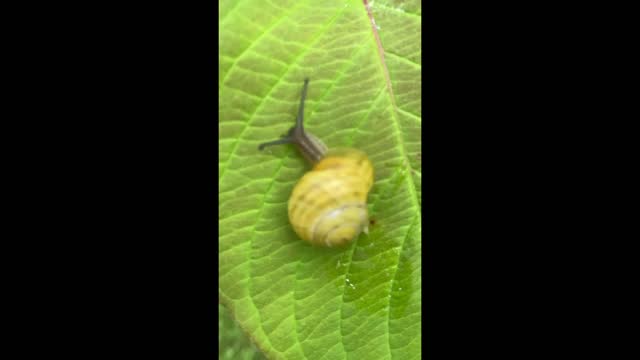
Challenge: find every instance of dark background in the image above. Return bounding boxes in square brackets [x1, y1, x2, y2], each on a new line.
[5, 0, 625, 358]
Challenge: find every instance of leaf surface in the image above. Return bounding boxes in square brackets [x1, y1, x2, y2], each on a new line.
[219, 1, 421, 358]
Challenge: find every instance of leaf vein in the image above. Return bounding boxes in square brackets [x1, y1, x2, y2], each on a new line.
[384, 50, 421, 69]
[386, 212, 420, 359]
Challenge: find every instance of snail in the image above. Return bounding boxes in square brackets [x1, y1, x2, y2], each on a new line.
[258, 79, 374, 247]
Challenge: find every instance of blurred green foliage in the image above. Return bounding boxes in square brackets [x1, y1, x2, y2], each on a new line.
[219, 304, 266, 359]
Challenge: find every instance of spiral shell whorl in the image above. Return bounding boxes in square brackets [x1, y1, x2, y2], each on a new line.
[288, 149, 374, 247]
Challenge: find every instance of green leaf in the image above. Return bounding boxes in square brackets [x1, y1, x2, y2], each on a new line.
[220, 303, 267, 360]
[219, 0, 421, 359]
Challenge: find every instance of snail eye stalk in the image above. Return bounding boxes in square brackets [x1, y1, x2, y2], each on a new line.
[295, 78, 310, 131]
[258, 78, 310, 151]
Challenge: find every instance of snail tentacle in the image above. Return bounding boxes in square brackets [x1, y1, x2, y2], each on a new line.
[295, 78, 310, 132]
[258, 136, 294, 150]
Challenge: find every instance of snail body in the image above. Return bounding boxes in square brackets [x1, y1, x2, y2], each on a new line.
[259, 79, 374, 247]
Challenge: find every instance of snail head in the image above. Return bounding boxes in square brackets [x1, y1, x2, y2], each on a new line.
[258, 78, 327, 164]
